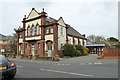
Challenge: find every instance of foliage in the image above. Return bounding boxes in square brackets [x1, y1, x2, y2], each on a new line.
[5, 28, 17, 54]
[87, 35, 105, 44]
[63, 56, 72, 58]
[85, 47, 89, 53]
[63, 44, 88, 57]
[107, 37, 119, 42]
[74, 50, 82, 56]
[63, 44, 76, 57]
[82, 47, 89, 56]
[112, 44, 120, 48]
[75, 45, 84, 53]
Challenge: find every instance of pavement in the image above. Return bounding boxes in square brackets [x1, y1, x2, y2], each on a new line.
[3, 54, 118, 79]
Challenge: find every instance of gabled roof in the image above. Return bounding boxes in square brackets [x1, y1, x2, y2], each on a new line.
[66, 24, 86, 39]
[25, 8, 86, 39]
[46, 17, 57, 23]
[26, 8, 40, 20]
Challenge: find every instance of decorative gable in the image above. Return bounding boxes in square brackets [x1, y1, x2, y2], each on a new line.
[57, 17, 66, 27]
[26, 8, 40, 20]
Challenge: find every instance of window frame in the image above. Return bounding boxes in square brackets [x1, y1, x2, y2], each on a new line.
[28, 27, 30, 36]
[46, 29, 49, 34]
[32, 26, 34, 36]
[36, 25, 39, 35]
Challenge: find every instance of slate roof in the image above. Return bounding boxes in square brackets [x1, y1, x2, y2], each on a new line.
[0, 33, 7, 40]
[66, 24, 86, 39]
[46, 16, 86, 39]
[46, 17, 57, 23]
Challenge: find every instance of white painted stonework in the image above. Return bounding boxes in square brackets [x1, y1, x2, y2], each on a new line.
[68, 36, 73, 45]
[19, 39, 23, 43]
[57, 18, 67, 50]
[26, 9, 40, 20]
[25, 36, 41, 41]
[25, 19, 41, 36]
[57, 18, 66, 27]
[79, 39, 83, 46]
[74, 38, 78, 45]
[84, 40, 87, 46]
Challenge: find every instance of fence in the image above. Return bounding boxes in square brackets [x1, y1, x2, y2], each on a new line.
[103, 47, 120, 58]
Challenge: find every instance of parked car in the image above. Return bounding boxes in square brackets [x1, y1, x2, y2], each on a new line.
[0, 55, 16, 78]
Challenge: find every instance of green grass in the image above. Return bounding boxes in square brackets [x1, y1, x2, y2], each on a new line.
[63, 56, 72, 59]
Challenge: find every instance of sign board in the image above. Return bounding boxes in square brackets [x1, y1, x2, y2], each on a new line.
[0, 49, 5, 53]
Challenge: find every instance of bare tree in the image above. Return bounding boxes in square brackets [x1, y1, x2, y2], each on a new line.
[87, 35, 105, 44]
[5, 31, 17, 54]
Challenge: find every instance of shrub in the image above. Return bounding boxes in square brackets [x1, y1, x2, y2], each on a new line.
[63, 44, 76, 57]
[75, 45, 84, 53]
[85, 47, 89, 53]
[74, 50, 82, 56]
[83, 47, 89, 56]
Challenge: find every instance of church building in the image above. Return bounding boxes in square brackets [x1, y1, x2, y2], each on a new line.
[16, 8, 87, 57]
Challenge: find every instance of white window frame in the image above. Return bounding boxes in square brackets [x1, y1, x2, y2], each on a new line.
[36, 25, 39, 35]
[28, 27, 30, 36]
[32, 26, 34, 36]
[61, 27, 63, 36]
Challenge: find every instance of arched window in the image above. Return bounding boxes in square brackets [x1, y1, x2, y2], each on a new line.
[28, 27, 30, 36]
[32, 25, 34, 36]
[36, 25, 39, 35]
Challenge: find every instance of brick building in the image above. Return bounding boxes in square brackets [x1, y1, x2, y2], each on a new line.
[16, 8, 87, 57]
[0, 33, 12, 53]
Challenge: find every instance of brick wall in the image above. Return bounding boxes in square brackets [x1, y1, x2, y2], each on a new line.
[103, 47, 120, 58]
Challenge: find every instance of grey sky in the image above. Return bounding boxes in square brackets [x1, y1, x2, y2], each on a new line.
[0, 0, 118, 39]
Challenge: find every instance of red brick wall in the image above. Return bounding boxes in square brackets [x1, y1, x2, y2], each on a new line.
[103, 47, 120, 58]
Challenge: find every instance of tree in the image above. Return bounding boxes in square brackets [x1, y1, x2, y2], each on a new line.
[87, 35, 105, 44]
[107, 37, 119, 42]
[6, 29, 17, 54]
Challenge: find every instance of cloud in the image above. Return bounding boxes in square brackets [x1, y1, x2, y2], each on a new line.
[0, 1, 118, 39]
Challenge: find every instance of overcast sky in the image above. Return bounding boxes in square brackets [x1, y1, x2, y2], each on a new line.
[0, 0, 119, 39]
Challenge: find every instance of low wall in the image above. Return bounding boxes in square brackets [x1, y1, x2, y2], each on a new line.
[103, 47, 120, 58]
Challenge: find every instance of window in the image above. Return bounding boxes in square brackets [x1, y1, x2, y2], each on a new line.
[19, 34, 21, 38]
[50, 28, 53, 33]
[26, 44, 27, 48]
[46, 29, 49, 34]
[32, 26, 34, 36]
[69, 39, 71, 44]
[36, 25, 39, 35]
[38, 43, 40, 48]
[28, 27, 30, 36]
[61, 43, 63, 48]
[75, 40, 78, 45]
[61, 27, 63, 35]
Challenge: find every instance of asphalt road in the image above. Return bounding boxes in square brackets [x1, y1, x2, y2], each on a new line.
[1, 55, 118, 79]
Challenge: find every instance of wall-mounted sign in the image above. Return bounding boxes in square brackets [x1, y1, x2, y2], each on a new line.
[0, 49, 5, 53]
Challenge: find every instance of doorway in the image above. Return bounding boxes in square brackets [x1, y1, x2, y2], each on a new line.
[31, 43, 35, 56]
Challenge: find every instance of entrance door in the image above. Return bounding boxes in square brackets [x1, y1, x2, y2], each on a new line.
[31, 44, 34, 56]
[21, 47, 23, 54]
[48, 45, 52, 57]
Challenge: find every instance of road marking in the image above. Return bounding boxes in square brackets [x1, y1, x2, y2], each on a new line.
[114, 62, 118, 63]
[17, 65, 23, 68]
[88, 63, 92, 65]
[53, 64, 70, 66]
[94, 62, 102, 64]
[40, 69, 94, 77]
